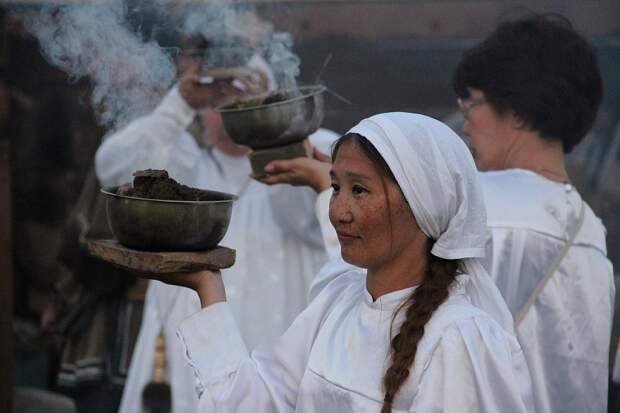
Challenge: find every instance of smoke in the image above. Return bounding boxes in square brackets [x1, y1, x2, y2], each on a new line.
[13, 0, 301, 130]
[262, 30, 300, 90]
[15, 1, 176, 130]
[176, 0, 300, 90]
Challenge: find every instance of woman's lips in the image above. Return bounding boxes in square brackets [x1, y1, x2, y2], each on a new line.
[336, 230, 359, 241]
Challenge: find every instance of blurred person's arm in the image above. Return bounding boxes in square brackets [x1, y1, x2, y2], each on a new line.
[95, 86, 198, 188]
[95, 65, 245, 188]
[261, 129, 339, 248]
[169, 262, 357, 411]
[315, 188, 340, 261]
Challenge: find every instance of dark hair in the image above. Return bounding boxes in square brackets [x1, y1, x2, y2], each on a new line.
[332, 133, 458, 412]
[381, 255, 457, 413]
[452, 14, 603, 153]
[332, 133, 395, 181]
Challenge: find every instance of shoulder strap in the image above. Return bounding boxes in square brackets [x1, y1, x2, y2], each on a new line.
[514, 201, 585, 327]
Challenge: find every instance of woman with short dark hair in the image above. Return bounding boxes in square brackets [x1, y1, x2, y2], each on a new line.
[453, 14, 602, 155]
[452, 14, 614, 413]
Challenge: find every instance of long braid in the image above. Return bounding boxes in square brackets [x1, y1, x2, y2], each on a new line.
[380, 255, 458, 413]
[331, 132, 459, 412]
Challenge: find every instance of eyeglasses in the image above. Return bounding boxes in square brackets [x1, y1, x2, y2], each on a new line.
[457, 97, 486, 120]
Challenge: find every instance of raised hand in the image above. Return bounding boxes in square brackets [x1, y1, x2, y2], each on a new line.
[178, 63, 248, 109]
[148, 269, 227, 309]
[258, 147, 332, 193]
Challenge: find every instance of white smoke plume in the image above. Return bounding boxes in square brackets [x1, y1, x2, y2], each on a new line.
[13, 0, 302, 130]
[15, 1, 176, 130]
[174, 0, 300, 90]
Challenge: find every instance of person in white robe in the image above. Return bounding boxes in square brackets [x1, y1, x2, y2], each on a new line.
[158, 112, 535, 412]
[452, 15, 615, 413]
[95, 50, 338, 412]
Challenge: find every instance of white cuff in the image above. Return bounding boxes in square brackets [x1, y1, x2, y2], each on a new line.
[316, 188, 340, 260]
[177, 302, 249, 392]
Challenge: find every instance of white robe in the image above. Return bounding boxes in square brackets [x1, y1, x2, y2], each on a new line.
[177, 261, 535, 412]
[95, 87, 339, 413]
[480, 169, 615, 413]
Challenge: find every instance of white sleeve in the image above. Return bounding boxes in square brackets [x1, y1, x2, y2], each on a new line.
[176, 273, 354, 413]
[94, 86, 199, 188]
[308, 128, 340, 156]
[264, 129, 340, 247]
[267, 185, 324, 247]
[412, 317, 535, 413]
[315, 188, 340, 260]
[308, 258, 359, 302]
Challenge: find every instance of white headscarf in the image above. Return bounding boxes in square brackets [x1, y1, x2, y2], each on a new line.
[347, 112, 515, 333]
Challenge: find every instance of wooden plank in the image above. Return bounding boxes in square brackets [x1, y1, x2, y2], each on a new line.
[249, 139, 312, 178]
[0, 141, 13, 413]
[87, 239, 236, 275]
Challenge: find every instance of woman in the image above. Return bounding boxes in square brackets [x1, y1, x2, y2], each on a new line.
[452, 15, 613, 413]
[163, 113, 534, 412]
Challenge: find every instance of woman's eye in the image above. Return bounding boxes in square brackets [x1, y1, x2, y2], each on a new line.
[352, 184, 367, 195]
[331, 183, 340, 193]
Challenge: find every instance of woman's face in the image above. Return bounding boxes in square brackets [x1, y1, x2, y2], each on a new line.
[461, 88, 520, 171]
[329, 141, 421, 270]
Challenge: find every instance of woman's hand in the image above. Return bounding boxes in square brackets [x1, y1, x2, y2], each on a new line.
[149, 270, 226, 309]
[258, 147, 332, 193]
[178, 64, 246, 109]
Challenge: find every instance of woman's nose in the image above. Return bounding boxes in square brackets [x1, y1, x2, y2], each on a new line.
[329, 193, 354, 224]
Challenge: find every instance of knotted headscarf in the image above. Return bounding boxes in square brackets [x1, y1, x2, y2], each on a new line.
[347, 112, 514, 332]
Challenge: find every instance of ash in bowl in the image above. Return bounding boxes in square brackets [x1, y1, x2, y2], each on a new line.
[222, 89, 294, 110]
[118, 169, 205, 201]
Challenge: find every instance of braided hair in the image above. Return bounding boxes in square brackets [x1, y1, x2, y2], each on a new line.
[380, 255, 458, 412]
[332, 133, 459, 413]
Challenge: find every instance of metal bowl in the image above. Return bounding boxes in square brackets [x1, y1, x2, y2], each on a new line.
[219, 85, 326, 149]
[101, 188, 237, 251]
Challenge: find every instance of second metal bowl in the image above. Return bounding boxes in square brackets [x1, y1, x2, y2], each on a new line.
[218, 85, 326, 149]
[101, 188, 237, 251]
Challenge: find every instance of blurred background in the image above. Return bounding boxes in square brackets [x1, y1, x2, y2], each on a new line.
[1, 0, 619, 412]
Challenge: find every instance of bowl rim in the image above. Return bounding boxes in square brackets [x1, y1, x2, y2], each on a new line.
[218, 84, 326, 113]
[101, 188, 238, 204]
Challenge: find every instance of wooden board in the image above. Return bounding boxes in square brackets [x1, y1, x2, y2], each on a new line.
[87, 239, 236, 274]
[249, 139, 312, 178]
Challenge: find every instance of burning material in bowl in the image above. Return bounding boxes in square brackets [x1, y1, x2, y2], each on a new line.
[218, 85, 325, 149]
[223, 89, 291, 110]
[117, 169, 204, 201]
[102, 170, 236, 251]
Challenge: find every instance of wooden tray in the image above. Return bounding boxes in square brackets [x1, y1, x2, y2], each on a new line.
[87, 239, 236, 274]
[248, 139, 312, 178]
